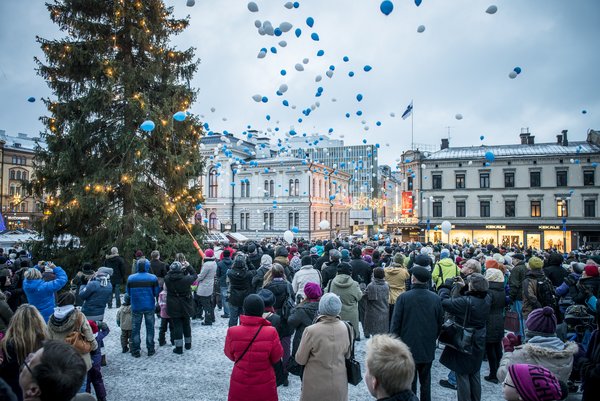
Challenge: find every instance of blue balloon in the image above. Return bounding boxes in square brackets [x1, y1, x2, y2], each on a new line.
[311, 32, 319, 41]
[592, 162, 598, 167]
[348, 71, 354, 77]
[295, 28, 301, 38]
[364, 65, 372, 72]
[306, 17, 314, 27]
[266, 115, 271, 121]
[203, 218, 209, 223]
[274, 28, 282, 36]
[173, 111, 186, 121]
[195, 204, 202, 210]
[356, 94, 363, 102]
[27, 97, 35, 103]
[363, 139, 367, 144]
[261, 96, 268, 103]
[380, 1, 394, 15]
[343, 56, 349, 62]
[317, 49, 324, 56]
[270, 47, 277, 54]
[513, 66, 522, 74]
[328, 128, 334, 133]
[329, 195, 335, 200]
[415, 0, 422, 6]
[345, 113, 350, 118]
[283, 100, 289, 106]
[293, 1, 299, 8]
[140, 120, 155, 132]
[291, 226, 299, 233]
[230, 182, 236, 186]
[356, 110, 363, 116]
[264, 168, 270, 173]
[376, 121, 382, 126]
[480, 135, 485, 140]
[582, 110, 587, 114]
[281, 69, 286, 76]
[485, 151, 495, 162]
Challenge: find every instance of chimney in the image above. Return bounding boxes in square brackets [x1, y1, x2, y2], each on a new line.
[557, 134, 563, 145]
[519, 127, 531, 144]
[561, 130, 568, 146]
[527, 136, 535, 145]
[441, 138, 449, 150]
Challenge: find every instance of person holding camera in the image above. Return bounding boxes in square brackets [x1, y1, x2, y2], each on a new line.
[22, 262, 68, 322]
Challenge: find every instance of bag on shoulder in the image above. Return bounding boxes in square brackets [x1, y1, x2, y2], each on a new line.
[280, 285, 295, 321]
[438, 297, 475, 355]
[65, 313, 94, 354]
[343, 321, 362, 385]
[536, 278, 557, 308]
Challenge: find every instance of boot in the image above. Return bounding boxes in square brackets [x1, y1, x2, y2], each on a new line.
[173, 347, 183, 354]
[184, 337, 192, 350]
[101, 355, 107, 366]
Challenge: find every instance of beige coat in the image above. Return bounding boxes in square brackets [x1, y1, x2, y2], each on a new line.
[295, 315, 353, 401]
[47, 309, 98, 371]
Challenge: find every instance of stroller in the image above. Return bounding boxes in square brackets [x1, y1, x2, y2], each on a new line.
[564, 304, 596, 393]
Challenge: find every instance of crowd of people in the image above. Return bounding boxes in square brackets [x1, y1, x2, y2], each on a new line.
[0, 239, 598, 401]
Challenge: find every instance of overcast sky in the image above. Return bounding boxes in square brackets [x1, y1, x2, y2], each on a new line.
[0, 0, 598, 166]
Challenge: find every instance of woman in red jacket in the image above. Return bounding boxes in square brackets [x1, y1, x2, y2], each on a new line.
[224, 294, 283, 401]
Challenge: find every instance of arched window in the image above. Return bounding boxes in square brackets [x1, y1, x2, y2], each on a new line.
[294, 179, 300, 196]
[289, 179, 294, 196]
[22, 171, 28, 181]
[313, 211, 317, 230]
[208, 169, 218, 198]
[9, 170, 15, 180]
[319, 212, 323, 226]
[269, 180, 274, 197]
[209, 212, 218, 229]
[16, 171, 21, 180]
[264, 180, 269, 197]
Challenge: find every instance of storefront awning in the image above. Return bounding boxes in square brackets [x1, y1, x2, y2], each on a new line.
[227, 232, 250, 243]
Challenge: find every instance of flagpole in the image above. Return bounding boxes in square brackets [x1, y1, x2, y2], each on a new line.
[411, 100, 414, 150]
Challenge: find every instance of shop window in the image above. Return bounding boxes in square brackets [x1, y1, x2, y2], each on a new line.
[530, 171, 541, 187]
[505, 200, 515, 217]
[584, 200, 596, 217]
[432, 175, 442, 189]
[479, 173, 490, 189]
[455, 174, 465, 189]
[556, 200, 568, 217]
[480, 201, 490, 217]
[456, 201, 466, 217]
[556, 171, 568, 187]
[504, 172, 515, 188]
[531, 201, 541, 217]
[584, 171, 595, 186]
[432, 201, 442, 217]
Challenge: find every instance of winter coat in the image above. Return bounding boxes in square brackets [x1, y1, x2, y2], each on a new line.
[6, 267, 26, 311]
[164, 269, 195, 319]
[432, 258, 459, 289]
[350, 257, 372, 286]
[295, 315, 352, 401]
[126, 267, 160, 313]
[252, 265, 270, 293]
[581, 329, 600, 401]
[384, 264, 410, 305]
[71, 271, 94, 307]
[497, 336, 579, 382]
[90, 326, 109, 367]
[544, 264, 568, 287]
[486, 281, 507, 343]
[116, 304, 132, 330]
[227, 266, 253, 307]
[264, 278, 295, 337]
[103, 254, 126, 285]
[287, 300, 320, 356]
[377, 390, 420, 401]
[291, 265, 321, 301]
[150, 259, 168, 288]
[224, 315, 283, 401]
[217, 257, 233, 288]
[326, 274, 363, 338]
[47, 309, 98, 371]
[390, 283, 444, 364]
[247, 251, 262, 270]
[0, 292, 13, 332]
[321, 260, 339, 290]
[363, 277, 390, 336]
[522, 269, 552, 318]
[440, 291, 491, 375]
[79, 274, 112, 320]
[23, 266, 68, 322]
[196, 259, 217, 297]
[314, 254, 329, 271]
[508, 261, 528, 301]
[0, 341, 25, 399]
[574, 276, 600, 304]
[274, 256, 293, 280]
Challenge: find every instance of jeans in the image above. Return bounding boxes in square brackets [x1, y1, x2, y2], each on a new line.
[512, 300, 525, 337]
[109, 284, 122, 308]
[448, 370, 457, 386]
[131, 310, 155, 354]
[221, 287, 230, 316]
[229, 305, 242, 327]
[456, 371, 481, 401]
[412, 362, 432, 401]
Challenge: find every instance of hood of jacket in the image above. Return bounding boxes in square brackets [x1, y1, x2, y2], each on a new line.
[229, 266, 248, 278]
[438, 258, 457, 269]
[105, 253, 119, 259]
[300, 264, 314, 270]
[385, 266, 408, 277]
[523, 336, 579, 358]
[274, 256, 289, 266]
[48, 309, 78, 334]
[166, 269, 187, 282]
[332, 273, 354, 289]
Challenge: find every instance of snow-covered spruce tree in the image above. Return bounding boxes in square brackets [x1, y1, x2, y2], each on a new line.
[33, 0, 205, 268]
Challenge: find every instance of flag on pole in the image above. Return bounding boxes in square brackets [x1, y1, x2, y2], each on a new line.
[401, 101, 413, 120]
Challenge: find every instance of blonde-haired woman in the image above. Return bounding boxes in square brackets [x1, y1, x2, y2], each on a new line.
[0, 304, 47, 399]
[23, 263, 68, 321]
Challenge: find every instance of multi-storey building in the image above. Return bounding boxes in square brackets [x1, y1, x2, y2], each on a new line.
[198, 133, 351, 241]
[413, 129, 600, 251]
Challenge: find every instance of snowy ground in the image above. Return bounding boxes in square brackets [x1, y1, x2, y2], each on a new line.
[99, 306, 576, 401]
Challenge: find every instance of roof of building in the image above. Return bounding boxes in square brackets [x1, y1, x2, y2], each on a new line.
[426, 141, 600, 160]
[0, 130, 45, 152]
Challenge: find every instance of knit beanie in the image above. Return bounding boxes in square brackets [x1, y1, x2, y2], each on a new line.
[414, 254, 431, 268]
[337, 262, 352, 275]
[204, 249, 214, 258]
[525, 306, 557, 334]
[363, 255, 373, 265]
[484, 268, 504, 283]
[508, 364, 564, 401]
[88, 320, 98, 334]
[340, 249, 350, 261]
[440, 249, 450, 259]
[584, 264, 599, 277]
[304, 282, 322, 300]
[352, 247, 362, 258]
[290, 256, 302, 271]
[492, 253, 505, 265]
[468, 273, 489, 292]
[485, 259, 500, 270]
[257, 289, 275, 308]
[528, 257, 544, 270]
[318, 293, 342, 316]
[243, 294, 265, 317]
[169, 261, 183, 271]
[393, 253, 404, 265]
[261, 254, 273, 266]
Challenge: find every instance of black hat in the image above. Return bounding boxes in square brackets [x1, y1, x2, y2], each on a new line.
[257, 289, 275, 307]
[337, 262, 352, 275]
[410, 266, 432, 283]
[414, 254, 431, 267]
[301, 255, 312, 266]
[512, 253, 525, 261]
[243, 294, 265, 317]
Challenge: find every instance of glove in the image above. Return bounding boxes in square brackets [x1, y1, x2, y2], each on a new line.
[502, 333, 522, 352]
[116, 320, 121, 327]
[100, 322, 109, 331]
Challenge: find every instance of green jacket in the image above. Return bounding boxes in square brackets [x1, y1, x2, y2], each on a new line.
[432, 258, 459, 289]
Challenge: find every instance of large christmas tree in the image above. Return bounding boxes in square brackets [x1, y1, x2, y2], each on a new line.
[33, 0, 205, 267]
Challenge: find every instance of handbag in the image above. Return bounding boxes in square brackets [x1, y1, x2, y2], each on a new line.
[286, 356, 304, 378]
[273, 359, 286, 386]
[343, 322, 362, 385]
[65, 313, 94, 354]
[438, 297, 475, 355]
[504, 307, 520, 333]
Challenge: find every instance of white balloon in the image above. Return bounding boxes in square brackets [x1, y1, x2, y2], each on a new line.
[421, 164, 426, 168]
[326, 70, 334, 78]
[468, 160, 473, 165]
[247, 2, 259, 12]
[441, 221, 452, 234]
[284, 2, 294, 9]
[258, 27, 266, 35]
[303, 58, 309, 64]
[186, 0, 195, 6]
[319, 220, 330, 230]
[390, 112, 396, 117]
[508, 71, 517, 79]
[570, 158, 575, 164]
[455, 113, 463, 120]
[279, 84, 288, 93]
[315, 75, 322, 82]
[331, 98, 337, 102]
[279, 40, 287, 47]
[283, 230, 294, 243]
[252, 94, 262, 102]
[210, 107, 216, 112]
[263, 21, 274, 35]
[295, 63, 304, 71]
[254, 20, 262, 28]
[417, 25, 426, 33]
[279, 22, 293, 32]
[257, 50, 266, 58]
[486, 5, 498, 14]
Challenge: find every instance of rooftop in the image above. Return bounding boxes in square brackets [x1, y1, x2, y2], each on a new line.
[426, 141, 600, 160]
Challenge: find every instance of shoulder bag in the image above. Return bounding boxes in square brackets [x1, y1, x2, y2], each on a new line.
[65, 312, 94, 354]
[235, 325, 263, 364]
[438, 297, 475, 355]
[343, 321, 362, 385]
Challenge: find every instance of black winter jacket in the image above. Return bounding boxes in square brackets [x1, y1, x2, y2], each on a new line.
[508, 261, 528, 301]
[104, 254, 126, 285]
[544, 264, 568, 287]
[164, 269, 195, 318]
[150, 260, 168, 280]
[288, 300, 319, 355]
[486, 282, 507, 343]
[217, 257, 233, 288]
[227, 267, 253, 307]
[350, 257, 372, 286]
[321, 261, 339, 290]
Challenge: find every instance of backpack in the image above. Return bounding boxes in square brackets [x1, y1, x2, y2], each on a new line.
[535, 277, 557, 308]
[280, 284, 294, 321]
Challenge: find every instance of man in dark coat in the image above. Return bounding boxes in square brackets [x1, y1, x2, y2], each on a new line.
[350, 246, 372, 332]
[314, 243, 334, 271]
[227, 255, 254, 327]
[217, 249, 233, 318]
[508, 253, 527, 337]
[321, 250, 341, 290]
[439, 274, 491, 401]
[104, 246, 126, 308]
[164, 261, 196, 354]
[390, 266, 443, 401]
[149, 250, 168, 289]
[246, 243, 262, 270]
[543, 252, 568, 287]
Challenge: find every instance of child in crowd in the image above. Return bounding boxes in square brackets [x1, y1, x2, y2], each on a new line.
[116, 294, 132, 353]
[158, 283, 174, 346]
[87, 320, 109, 401]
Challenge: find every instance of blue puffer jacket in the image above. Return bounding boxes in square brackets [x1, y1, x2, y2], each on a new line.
[23, 266, 68, 322]
[126, 259, 159, 313]
[80, 273, 113, 319]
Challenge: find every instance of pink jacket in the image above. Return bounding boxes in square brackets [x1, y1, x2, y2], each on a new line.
[158, 290, 169, 319]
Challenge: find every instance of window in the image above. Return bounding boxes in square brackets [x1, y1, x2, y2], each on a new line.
[505, 200, 515, 217]
[9, 170, 15, 180]
[313, 211, 317, 230]
[22, 172, 27, 181]
[432, 175, 442, 189]
[16, 171, 21, 180]
[556, 200, 568, 217]
[208, 169, 218, 198]
[240, 212, 250, 230]
[407, 176, 413, 190]
[479, 173, 490, 188]
[269, 180, 274, 197]
[264, 180, 269, 197]
[288, 212, 299, 229]
[504, 172, 515, 188]
[240, 181, 250, 198]
[480, 201, 490, 217]
[432, 201, 442, 217]
[456, 201, 466, 217]
[584, 171, 595, 186]
[556, 171, 567, 187]
[530, 171, 541, 187]
[209, 212, 218, 229]
[455, 174, 465, 189]
[584, 200, 596, 217]
[263, 212, 274, 230]
[9, 186, 15, 196]
[20, 203, 26, 212]
[289, 179, 300, 196]
[531, 201, 541, 217]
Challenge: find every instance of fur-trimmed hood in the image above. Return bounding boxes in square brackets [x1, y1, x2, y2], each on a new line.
[522, 336, 579, 359]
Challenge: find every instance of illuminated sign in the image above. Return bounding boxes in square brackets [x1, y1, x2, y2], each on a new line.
[401, 191, 413, 216]
[538, 225, 560, 230]
[485, 225, 506, 229]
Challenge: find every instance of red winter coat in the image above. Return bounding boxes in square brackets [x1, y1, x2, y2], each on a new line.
[224, 315, 283, 401]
